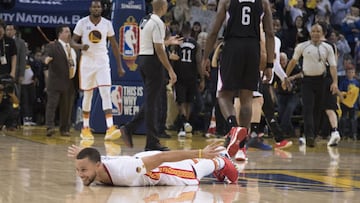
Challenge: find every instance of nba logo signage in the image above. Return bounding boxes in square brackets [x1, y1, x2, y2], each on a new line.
[111, 85, 143, 116]
[111, 85, 123, 115]
[119, 16, 139, 71]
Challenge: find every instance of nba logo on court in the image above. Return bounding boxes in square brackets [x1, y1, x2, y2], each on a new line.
[111, 85, 123, 115]
[119, 16, 139, 71]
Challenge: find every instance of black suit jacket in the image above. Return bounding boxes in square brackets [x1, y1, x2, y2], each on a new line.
[44, 41, 74, 92]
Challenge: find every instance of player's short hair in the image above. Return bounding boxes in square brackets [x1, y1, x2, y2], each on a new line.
[76, 148, 101, 163]
[91, 0, 102, 7]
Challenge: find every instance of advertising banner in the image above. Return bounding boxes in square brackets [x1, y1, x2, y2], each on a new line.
[0, 0, 89, 27]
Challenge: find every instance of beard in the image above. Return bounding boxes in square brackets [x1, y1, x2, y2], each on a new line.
[83, 175, 96, 186]
[92, 12, 102, 18]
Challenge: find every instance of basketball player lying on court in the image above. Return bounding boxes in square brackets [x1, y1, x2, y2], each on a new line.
[67, 141, 239, 186]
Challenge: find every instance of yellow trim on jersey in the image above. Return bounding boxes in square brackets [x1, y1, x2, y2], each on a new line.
[146, 166, 196, 180]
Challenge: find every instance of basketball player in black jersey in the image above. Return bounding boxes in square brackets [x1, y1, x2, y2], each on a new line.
[202, 0, 275, 158]
[173, 22, 205, 137]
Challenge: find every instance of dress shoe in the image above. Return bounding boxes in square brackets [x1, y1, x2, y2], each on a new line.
[120, 125, 133, 148]
[46, 128, 56, 137]
[306, 137, 316, 148]
[145, 143, 170, 151]
[157, 132, 171, 139]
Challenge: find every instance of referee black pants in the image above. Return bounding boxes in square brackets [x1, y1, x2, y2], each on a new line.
[132, 55, 164, 147]
[301, 75, 325, 140]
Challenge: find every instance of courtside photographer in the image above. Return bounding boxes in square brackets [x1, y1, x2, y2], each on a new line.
[0, 75, 19, 131]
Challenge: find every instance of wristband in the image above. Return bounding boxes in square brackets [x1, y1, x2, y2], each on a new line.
[266, 63, 274, 69]
[198, 149, 202, 158]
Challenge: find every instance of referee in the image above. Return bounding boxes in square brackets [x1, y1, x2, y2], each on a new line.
[120, 0, 180, 151]
[286, 23, 338, 147]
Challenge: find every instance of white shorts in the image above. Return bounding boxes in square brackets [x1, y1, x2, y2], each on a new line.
[79, 55, 111, 90]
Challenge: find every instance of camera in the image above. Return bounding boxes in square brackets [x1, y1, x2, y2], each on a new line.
[0, 75, 15, 94]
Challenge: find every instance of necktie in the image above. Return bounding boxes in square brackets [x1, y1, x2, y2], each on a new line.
[66, 44, 75, 79]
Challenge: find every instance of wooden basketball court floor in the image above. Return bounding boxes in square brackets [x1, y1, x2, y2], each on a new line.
[0, 126, 359, 203]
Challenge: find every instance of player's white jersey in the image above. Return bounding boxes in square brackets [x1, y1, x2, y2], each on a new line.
[101, 152, 199, 186]
[73, 16, 115, 58]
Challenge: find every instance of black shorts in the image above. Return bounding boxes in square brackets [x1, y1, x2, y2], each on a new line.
[175, 82, 197, 104]
[219, 38, 260, 91]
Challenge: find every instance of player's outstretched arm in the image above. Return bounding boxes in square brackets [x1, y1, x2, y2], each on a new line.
[141, 141, 224, 172]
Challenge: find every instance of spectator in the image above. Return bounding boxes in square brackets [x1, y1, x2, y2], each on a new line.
[0, 20, 16, 79]
[32, 49, 46, 125]
[287, 0, 312, 30]
[5, 24, 26, 97]
[339, 67, 360, 140]
[283, 15, 309, 57]
[331, 0, 356, 31]
[277, 52, 302, 138]
[20, 45, 37, 126]
[173, 0, 190, 27]
[197, 31, 208, 56]
[207, 0, 217, 11]
[0, 77, 19, 131]
[191, 21, 202, 40]
[327, 30, 351, 80]
[341, 6, 360, 56]
[316, 0, 332, 19]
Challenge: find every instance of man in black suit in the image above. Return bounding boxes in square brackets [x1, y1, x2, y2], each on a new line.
[43, 25, 77, 137]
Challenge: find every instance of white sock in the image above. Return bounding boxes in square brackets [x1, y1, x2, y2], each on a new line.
[106, 116, 113, 128]
[83, 118, 89, 128]
[193, 159, 215, 180]
[214, 157, 225, 170]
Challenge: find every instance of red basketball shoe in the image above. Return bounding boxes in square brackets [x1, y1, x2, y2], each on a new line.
[226, 127, 248, 157]
[213, 157, 239, 183]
